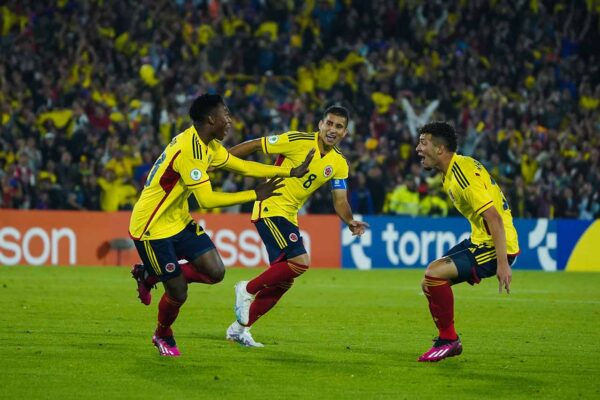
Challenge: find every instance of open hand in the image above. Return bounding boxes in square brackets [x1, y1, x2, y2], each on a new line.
[290, 148, 316, 178]
[255, 177, 285, 201]
[348, 220, 369, 236]
[497, 263, 512, 294]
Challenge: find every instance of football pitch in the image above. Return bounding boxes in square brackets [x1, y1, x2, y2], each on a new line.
[1, 266, 598, 400]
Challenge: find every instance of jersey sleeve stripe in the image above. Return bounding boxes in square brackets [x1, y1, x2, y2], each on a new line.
[187, 179, 210, 187]
[261, 137, 268, 154]
[475, 201, 493, 214]
[212, 152, 230, 168]
[192, 137, 200, 159]
[289, 137, 315, 142]
[333, 146, 346, 158]
[452, 165, 469, 189]
[452, 171, 466, 189]
[453, 164, 469, 184]
[287, 132, 313, 138]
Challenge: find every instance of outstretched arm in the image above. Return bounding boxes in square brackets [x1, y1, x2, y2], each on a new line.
[221, 154, 291, 177]
[221, 148, 315, 178]
[191, 178, 285, 209]
[482, 206, 511, 294]
[332, 189, 369, 236]
[192, 180, 256, 208]
[228, 138, 263, 158]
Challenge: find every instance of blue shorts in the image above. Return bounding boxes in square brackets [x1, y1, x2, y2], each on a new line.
[133, 221, 216, 281]
[446, 239, 518, 285]
[254, 217, 307, 264]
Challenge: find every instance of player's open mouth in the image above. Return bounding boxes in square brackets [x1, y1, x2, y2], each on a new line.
[326, 133, 336, 141]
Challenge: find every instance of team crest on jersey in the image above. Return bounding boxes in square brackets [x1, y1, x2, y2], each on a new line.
[190, 169, 202, 181]
[165, 263, 176, 273]
[323, 165, 333, 177]
[268, 135, 279, 144]
[289, 233, 298, 242]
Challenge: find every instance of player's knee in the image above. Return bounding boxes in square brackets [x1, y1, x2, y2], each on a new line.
[299, 254, 311, 266]
[288, 260, 309, 277]
[288, 253, 310, 275]
[191, 254, 225, 283]
[208, 265, 225, 283]
[424, 259, 446, 278]
[424, 263, 437, 277]
[206, 256, 225, 282]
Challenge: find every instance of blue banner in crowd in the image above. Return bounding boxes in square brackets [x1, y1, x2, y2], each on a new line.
[342, 216, 561, 271]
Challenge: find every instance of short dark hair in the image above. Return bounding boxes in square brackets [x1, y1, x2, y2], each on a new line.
[417, 121, 457, 152]
[323, 105, 350, 126]
[189, 94, 224, 123]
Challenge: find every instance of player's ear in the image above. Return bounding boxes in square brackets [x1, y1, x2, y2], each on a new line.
[318, 119, 324, 130]
[207, 114, 215, 125]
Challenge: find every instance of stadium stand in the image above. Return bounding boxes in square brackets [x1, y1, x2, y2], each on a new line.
[0, 0, 598, 219]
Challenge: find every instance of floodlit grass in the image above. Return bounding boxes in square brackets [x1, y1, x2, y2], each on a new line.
[0, 266, 599, 399]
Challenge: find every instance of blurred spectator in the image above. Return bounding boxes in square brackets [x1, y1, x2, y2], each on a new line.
[554, 187, 580, 219]
[365, 165, 386, 214]
[97, 169, 137, 212]
[387, 176, 420, 217]
[349, 171, 374, 215]
[419, 187, 448, 217]
[577, 183, 600, 220]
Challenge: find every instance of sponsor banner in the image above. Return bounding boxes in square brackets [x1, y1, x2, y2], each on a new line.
[342, 216, 563, 271]
[0, 210, 340, 268]
[559, 219, 599, 272]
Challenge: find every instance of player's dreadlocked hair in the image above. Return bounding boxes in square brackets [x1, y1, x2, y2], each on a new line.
[418, 121, 458, 152]
[189, 94, 224, 123]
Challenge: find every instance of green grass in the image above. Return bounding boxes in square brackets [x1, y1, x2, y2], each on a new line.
[0, 266, 599, 400]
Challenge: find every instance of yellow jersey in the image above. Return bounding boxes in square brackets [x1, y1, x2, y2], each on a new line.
[129, 126, 291, 240]
[251, 131, 349, 225]
[442, 154, 520, 255]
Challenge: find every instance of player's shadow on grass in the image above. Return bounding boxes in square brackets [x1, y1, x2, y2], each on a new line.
[433, 365, 543, 396]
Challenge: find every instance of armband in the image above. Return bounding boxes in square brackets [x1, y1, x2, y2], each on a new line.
[330, 179, 347, 190]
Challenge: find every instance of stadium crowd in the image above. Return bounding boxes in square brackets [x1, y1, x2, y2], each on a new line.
[1, 0, 599, 219]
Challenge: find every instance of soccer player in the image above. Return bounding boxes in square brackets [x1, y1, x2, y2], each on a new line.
[224, 105, 369, 347]
[415, 121, 520, 362]
[128, 94, 314, 356]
